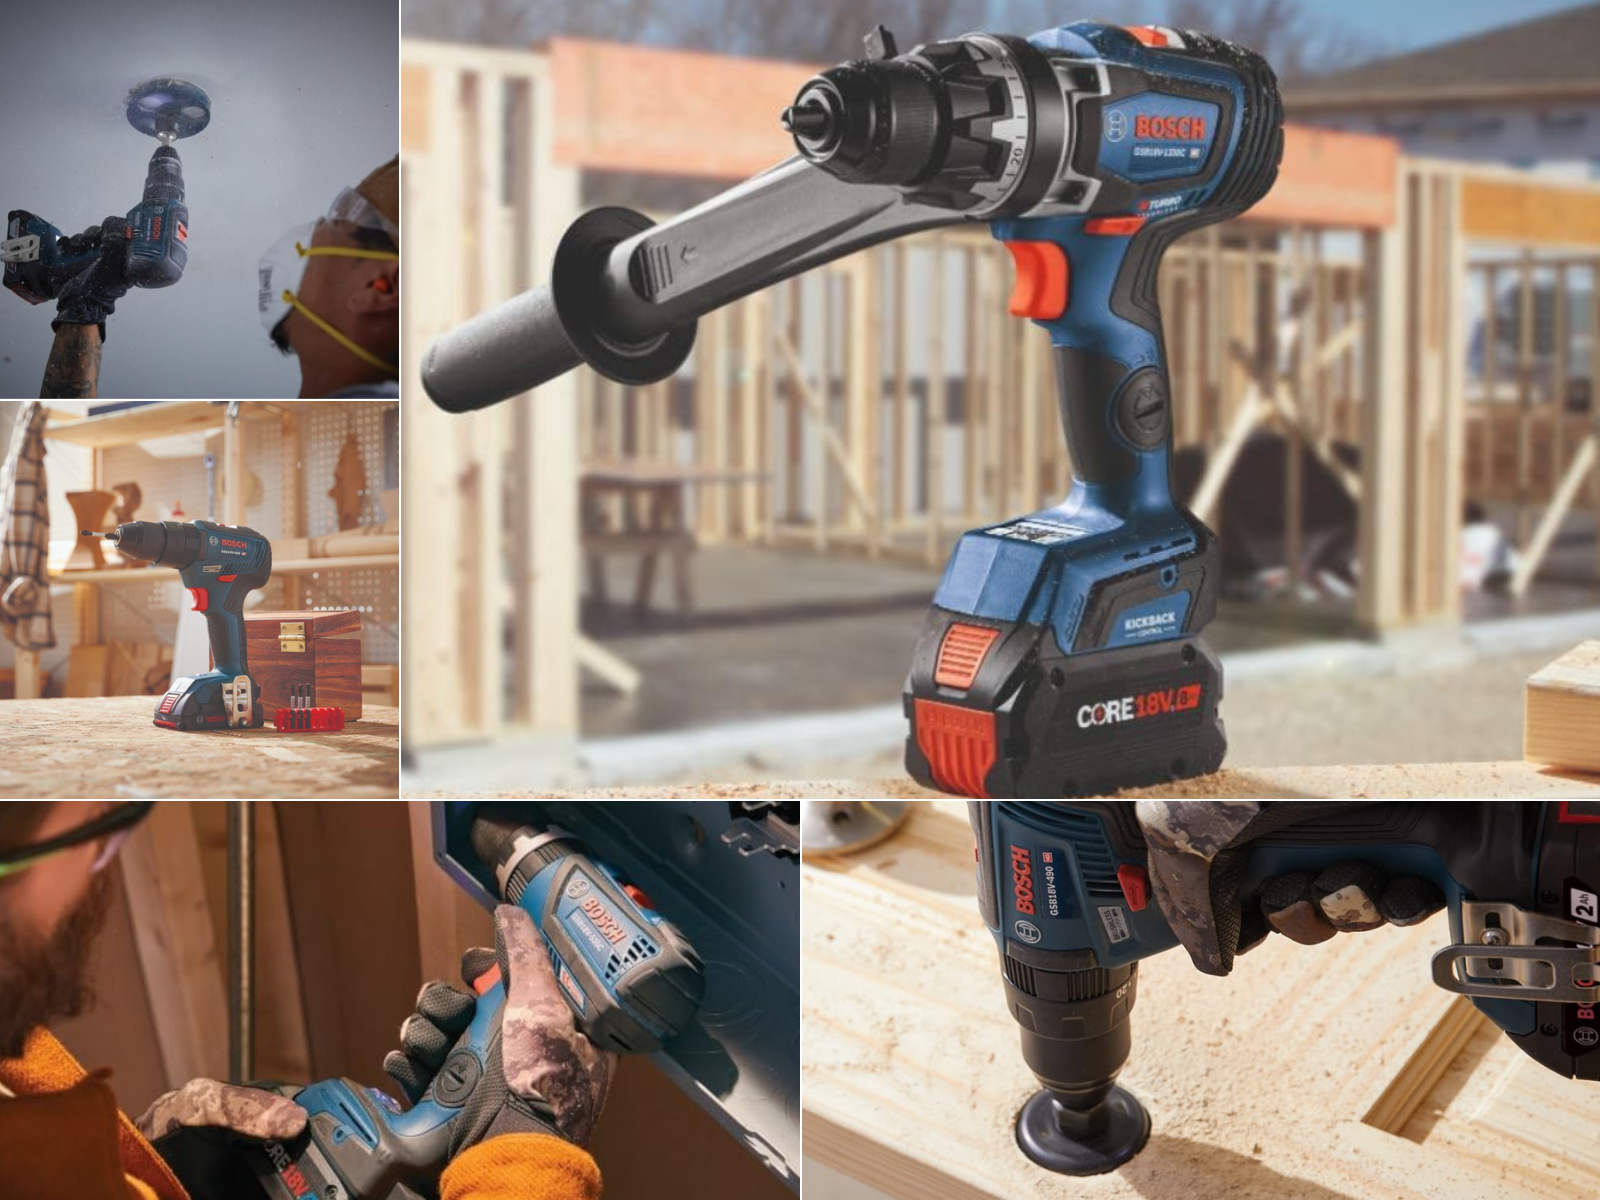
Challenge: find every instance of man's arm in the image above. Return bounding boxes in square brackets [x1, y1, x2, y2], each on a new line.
[38, 324, 102, 400]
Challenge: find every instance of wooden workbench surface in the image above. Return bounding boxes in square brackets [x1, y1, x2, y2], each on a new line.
[802, 801, 1600, 1200]
[0, 697, 398, 798]
[461, 759, 1600, 799]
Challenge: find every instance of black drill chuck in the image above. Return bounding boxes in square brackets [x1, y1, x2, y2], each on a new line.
[143, 145, 185, 204]
[99, 519, 201, 569]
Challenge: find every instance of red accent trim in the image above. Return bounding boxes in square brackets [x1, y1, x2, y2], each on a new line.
[471, 964, 502, 995]
[1001, 240, 1069, 320]
[623, 883, 656, 911]
[1085, 216, 1147, 236]
[187, 587, 208, 612]
[935, 624, 1002, 691]
[1123, 25, 1169, 47]
[177, 222, 188, 243]
[153, 718, 178, 729]
[217, 574, 237, 582]
[1117, 863, 1149, 912]
[1559, 802, 1600, 824]
[913, 698, 996, 798]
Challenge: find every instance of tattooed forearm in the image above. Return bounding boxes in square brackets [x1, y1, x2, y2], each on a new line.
[39, 324, 103, 399]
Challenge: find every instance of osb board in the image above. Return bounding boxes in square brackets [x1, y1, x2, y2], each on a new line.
[0, 697, 398, 799]
[801, 801, 1597, 1200]
[456, 761, 1600, 800]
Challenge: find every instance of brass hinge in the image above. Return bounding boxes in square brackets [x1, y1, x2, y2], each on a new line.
[278, 621, 306, 653]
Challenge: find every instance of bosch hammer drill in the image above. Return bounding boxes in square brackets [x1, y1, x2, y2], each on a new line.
[971, 802, 1600, 1174]
[3, 77, 206, 304]
[420, 21, 1284, 798]
[87, 519, 272, 730]
[154, 812, 705, 1200]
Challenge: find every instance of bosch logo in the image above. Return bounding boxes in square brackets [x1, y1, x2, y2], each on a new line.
[1105, 110, 1127, 142]
[580, 895, 629, 945]
[209, 536, 219, 545]
[566, 876, 591, 899]
[1011, 845, 1036, 916]
[1576, 1027, 1599, 1048]
[220, 538, 247, 548]
[1013, 920, 1042, 944]
[1078, 684, 1203, 728]
[1135, 114, 1208, 140]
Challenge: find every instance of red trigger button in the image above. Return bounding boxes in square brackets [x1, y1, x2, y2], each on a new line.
[1117, 863, 1148, 912]
[188, 588, 208, 613]
[1002, 241, 1069, 320]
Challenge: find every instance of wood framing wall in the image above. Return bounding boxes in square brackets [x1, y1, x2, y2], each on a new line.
[402, 42, 581, 752]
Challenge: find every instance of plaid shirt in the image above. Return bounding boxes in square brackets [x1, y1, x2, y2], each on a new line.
[0, 402, 55, 651]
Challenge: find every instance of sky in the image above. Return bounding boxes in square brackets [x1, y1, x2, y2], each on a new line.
[0, 0, 397, 399]
[1312, 0, 1593, 52]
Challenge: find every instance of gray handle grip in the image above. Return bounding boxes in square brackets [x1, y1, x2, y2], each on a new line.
[421, 287, 582, 413]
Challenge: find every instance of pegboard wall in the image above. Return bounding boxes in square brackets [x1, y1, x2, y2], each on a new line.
[92, 403, 399, 665]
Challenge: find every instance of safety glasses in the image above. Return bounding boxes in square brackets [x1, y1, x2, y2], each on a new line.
[326, 186, 398, 241]
[0, 802, 155, 880]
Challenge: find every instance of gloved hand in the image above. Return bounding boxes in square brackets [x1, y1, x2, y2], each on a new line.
[134, 1078, 307, 1143]
[1134, 801, 1446, 977]
[383, 904, 616, 1151]
[53, 217, 131, 340]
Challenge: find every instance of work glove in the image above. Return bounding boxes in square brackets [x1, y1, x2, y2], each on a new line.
[134, 1077, 307, 1143]
[383, 904, 616, 1151]
[1134, 801, 1446, 977]
[53, 216, 131, 342]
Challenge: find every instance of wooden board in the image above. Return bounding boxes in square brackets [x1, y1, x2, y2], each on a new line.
[442, 760, 1600, 800]
[1464, 175, 1600, 251]
[0, 696, 398, 798]
[802, 801, 1600, 1200]
[1525, 641, 1600, 775]
[64, 644, 109, 697]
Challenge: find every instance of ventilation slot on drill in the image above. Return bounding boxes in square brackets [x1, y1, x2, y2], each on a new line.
[1004, 954, 1038, 996]
[604, 935, 660, 984]
[998, 804, 1122, 898]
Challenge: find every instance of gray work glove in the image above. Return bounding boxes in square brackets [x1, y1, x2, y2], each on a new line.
[135, 1078, 307, 1142]
[383, 905, 616, 1150]
[53, 217, 131, 341]
[1134, 801, 1445, 976]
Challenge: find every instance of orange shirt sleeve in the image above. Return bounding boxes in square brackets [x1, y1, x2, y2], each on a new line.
[440, 1133, 602, 1200]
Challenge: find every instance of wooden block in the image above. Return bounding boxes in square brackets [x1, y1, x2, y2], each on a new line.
[361, 663, 399, 706]
[1525, 641, 1600, 775]
[65, 645, 110, 697]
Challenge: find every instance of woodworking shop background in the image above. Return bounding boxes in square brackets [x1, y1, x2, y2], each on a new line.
[0, 400, 398, 705]
[400, 0, 1600, 794]
[49, 801, 779, 1200]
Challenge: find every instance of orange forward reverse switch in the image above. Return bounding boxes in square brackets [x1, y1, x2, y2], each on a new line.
[1124, 25, 1169, 47]
[1003, 240, 1069, 320]
[1085, 216, 1147, 237]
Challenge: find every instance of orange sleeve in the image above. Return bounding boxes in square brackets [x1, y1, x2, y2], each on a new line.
[440, 1133, 601, 1200]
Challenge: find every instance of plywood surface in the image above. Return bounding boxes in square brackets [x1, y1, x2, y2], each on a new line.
[801, 802, 1599, 1200]
[448, 760, 1600, 800]
[0, 696, 398, 798]
[1525, 640, 1600, 775]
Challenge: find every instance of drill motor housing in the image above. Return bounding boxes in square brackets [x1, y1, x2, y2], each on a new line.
[3, 144, 189, 304]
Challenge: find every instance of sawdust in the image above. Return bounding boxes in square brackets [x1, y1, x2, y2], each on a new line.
[454, 760, 1600, 799]
[0, 696, 398, 798]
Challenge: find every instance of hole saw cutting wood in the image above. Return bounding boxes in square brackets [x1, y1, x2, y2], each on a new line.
[802, 801, 1600, 1200]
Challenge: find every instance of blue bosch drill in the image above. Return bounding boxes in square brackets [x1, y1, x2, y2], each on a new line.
[420, 21, 1283, 798]
[3, 77, 206, 304]
[972, 802, 1600, 1174]
[184, 814, 703, 1200]
[90, 519, 272, 730]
